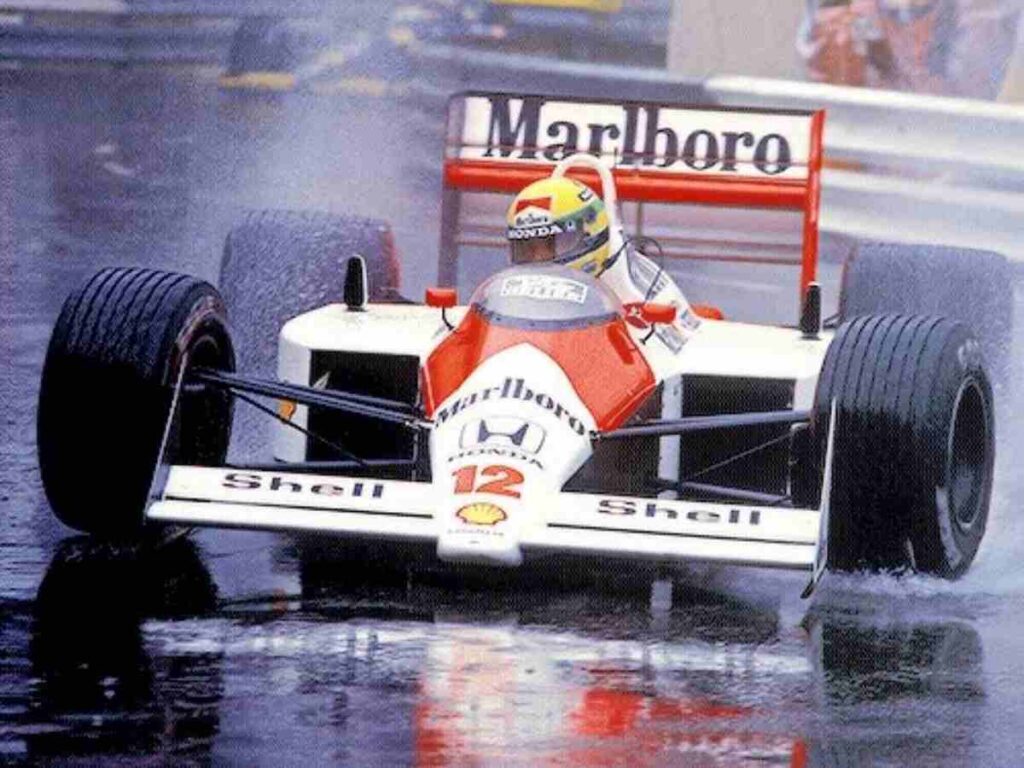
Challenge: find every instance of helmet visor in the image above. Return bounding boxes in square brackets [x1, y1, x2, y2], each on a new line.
[509, 227, 586, 265]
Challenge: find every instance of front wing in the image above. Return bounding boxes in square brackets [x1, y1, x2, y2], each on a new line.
[148, 466, 824, 572]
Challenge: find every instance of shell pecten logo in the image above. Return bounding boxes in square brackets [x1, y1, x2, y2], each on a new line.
[456, 502, 508, 527]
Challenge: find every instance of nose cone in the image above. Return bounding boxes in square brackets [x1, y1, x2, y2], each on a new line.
[438, 498, 524, 567]
[430, 345, 597, 567]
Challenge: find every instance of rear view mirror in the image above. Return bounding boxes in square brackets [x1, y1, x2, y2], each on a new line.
[425, 288, 457, 309]
[639, 302, 677, 325]
[691, 304, 724, 321]
[426, 287, 458, 330]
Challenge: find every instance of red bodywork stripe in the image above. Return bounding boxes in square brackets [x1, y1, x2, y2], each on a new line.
[422, 308, 656, 432]
[444, 159, 809, 209]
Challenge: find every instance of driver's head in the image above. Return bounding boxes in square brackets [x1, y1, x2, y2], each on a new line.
[506, 176, 611, 274]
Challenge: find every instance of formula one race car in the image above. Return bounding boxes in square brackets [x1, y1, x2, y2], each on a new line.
[389, 0, 669, 65]
[36, 93, 1001, 595]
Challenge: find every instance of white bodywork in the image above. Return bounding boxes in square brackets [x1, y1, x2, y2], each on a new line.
[149, 466, 822, 570]
[147, 154, 835, 582]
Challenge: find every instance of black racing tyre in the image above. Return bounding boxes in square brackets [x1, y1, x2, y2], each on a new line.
[37, 268, 235, 537]
[809, 314, 994, 578]
[219, 209, 404, 374]
[840, 243, 1013, 381]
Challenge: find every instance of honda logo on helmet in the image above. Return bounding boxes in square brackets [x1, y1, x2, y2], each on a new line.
[460, 417, 546, 454]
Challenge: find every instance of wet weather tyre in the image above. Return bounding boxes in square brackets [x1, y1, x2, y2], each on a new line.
[37, 268, 235, 537]
[811, 314, 994, 578]
[218, 210, 403, 374]
[840, 243, 1013, 381]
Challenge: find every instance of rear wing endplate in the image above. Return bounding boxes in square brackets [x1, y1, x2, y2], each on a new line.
[439, 92, 825, 305]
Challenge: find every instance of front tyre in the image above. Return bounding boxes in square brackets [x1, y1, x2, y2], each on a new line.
[37, 268, 235, 537]
[811, 314, 995, 578]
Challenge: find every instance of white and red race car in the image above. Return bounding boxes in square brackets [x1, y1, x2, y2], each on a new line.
[36, 93, 998, 594]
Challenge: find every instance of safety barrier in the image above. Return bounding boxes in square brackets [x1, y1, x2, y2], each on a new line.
[404, 44, 1024, 261]
[0, 21, 234, 63]
[0, 0, 325, 18]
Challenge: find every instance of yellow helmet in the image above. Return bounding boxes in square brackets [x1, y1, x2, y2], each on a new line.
[505, 176, 611, 274]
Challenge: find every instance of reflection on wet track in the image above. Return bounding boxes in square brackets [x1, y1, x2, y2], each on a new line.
[3, 25, 1024, 766]
[2, 537, 1012, 765]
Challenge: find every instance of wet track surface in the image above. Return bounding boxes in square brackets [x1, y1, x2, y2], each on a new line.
[4, 38, 1024, 767]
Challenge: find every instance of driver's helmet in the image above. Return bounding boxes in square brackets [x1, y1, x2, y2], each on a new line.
[505, 176, 611, 274]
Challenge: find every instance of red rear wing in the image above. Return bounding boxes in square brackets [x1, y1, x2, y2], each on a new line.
[439, 92, 825, 306]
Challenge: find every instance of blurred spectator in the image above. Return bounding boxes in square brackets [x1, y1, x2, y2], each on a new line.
[799, 0, 1021, 98]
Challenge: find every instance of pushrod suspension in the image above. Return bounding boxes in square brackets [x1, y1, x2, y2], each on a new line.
[190, 368, 430, 429]
[594, 410, 810, 441]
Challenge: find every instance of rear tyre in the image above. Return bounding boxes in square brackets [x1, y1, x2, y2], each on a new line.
[224, 17, 297, 77]
[840, 243, 1013, 381]
[219, 209, 404, 374]
[37, 268, 235, 537]
[810, 314, 994, 578]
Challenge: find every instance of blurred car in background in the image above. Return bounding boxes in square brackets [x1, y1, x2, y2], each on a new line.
[389, 0, 671, 66]
[219, 16, 335, 91]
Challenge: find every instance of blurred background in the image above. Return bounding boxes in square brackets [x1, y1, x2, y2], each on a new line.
[5, 1, 1024, 765]
[5, 0, 1024, 97]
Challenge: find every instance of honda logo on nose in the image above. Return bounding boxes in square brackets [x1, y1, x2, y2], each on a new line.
[460, 417, 546, 454]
